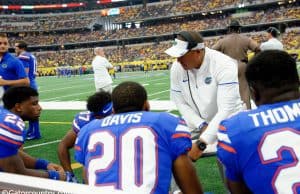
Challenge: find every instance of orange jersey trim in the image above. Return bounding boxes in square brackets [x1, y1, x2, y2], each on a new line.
[0, 123, 22, 135]
[0, 135, 22, 146]
[172, 133, 191, 139]
[218, 142, 236, 154]
[219, 125, 227, 131]
[74, 145, 81, 151]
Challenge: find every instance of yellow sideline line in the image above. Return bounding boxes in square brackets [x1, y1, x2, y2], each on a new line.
[71, 162, 82, 169]
[40, 121, 72, 124]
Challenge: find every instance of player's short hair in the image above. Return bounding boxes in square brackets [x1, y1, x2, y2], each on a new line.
[86, 91, 111, 115]
[246, 50, 299, 89]
[0, 33, 7, 38]
[3, 86, 39, 110]
[112, 81, 147, 113]
[15, 40, 28, 50]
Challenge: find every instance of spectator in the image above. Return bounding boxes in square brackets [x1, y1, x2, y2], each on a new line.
[92, 47, 113, 93]
[260, 27, 284, 51]
[213, 19, 260, 109]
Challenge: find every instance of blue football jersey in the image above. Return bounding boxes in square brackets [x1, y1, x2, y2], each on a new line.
[0, 108, 26, 158]
[18, 51, 38, 89]
[72, 111, 95, 134]
[217, 99, 300, 194]
[75, 111, 191, 194]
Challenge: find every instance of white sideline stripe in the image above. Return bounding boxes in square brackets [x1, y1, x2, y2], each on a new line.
[39, 84, 91, 93]
[24, 140, 61, 149]
[43, 91, 92, 101]
[40, 100, 177, 110]
[148, 90, 169, 97]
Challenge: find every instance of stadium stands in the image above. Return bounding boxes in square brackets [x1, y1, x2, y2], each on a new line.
[0, 0, 298, 76]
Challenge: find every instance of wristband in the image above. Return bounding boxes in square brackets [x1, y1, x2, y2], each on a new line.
[48, 170, 60, 180]
[65, 171, 72, 182]
[66, 171, 80, 183]
[35, 159, 49, 170]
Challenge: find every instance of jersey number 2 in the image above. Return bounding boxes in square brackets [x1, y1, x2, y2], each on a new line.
[87, 127, 158, 193]
[259, 128, 300, 194]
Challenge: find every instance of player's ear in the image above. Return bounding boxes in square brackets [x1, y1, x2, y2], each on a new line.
[112, 108, 116, 114]
[143, 101, 150, 112]
[14, 103, 23, 113]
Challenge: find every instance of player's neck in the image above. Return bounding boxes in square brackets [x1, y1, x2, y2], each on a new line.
[0, 52, 5, 59]
[259, 90, 300, 106]
[8, 108, 18, 116]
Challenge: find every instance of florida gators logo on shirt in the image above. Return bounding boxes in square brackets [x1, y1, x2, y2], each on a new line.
[1, 64, 7, 68]
[204, 77, 212, 84]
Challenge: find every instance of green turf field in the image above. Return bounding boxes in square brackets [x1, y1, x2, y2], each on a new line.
[38, 71, 170, 101]
[24, 71, 226, 193]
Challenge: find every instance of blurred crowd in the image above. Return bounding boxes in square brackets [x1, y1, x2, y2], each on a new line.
[3, 6, 299, 46]
[113, 0, 269, 22]
[34, 28, 299, 69]
[1, 0, 298, 33]
[1, 0, 298, 76]
[0, 12, 99, 32]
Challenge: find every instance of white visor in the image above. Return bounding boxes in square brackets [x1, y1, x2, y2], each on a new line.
[165, 39, 205, 58]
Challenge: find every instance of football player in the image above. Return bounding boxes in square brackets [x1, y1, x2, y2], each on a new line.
[0, 86, 70, 181]
[217, 50, 300, 193]
[58, 91, 112, 182]
[15, 40, 41, 140]
[75, 81, 203, 194]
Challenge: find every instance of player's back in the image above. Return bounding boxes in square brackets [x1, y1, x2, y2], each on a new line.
[218, 99, 300, 194]
[72, 111, 95, 134]
[18, 52, 36, 80]
[75, 111, 191, 194]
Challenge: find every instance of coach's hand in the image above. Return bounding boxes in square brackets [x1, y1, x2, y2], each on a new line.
[188, 143, 203, 162]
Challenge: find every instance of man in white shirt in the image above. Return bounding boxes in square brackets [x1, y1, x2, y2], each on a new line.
[260, 27, 284, 51]
[165, 31, 244, 161]
[92, 47, 113, 93]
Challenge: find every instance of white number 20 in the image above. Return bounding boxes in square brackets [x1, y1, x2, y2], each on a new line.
[87, 127, 158, 193]
[259, 128, 300, 194]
